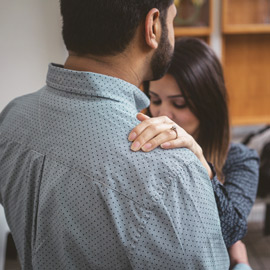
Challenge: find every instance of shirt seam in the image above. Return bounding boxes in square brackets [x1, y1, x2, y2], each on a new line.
[0, 133, 176, 207]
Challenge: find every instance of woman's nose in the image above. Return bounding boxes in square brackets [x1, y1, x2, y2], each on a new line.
[158, 106, 173, 119]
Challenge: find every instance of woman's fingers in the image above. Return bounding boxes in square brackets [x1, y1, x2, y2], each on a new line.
[161, 134, 192, 149]
[129, 114, 193, 152]
[136, 113, 150, 122]
[130, 123, 175, 151]
[128, 115, 174, 142]
[128, 114, 196, 152]
[141, 131, 187, 152]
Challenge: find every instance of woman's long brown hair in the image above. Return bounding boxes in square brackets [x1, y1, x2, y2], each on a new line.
[144, 37, 230, 181]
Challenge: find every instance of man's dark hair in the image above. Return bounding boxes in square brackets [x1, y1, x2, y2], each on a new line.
[60, 0, 174, 56]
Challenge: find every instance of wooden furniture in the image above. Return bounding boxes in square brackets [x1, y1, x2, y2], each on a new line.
[174, 0, 213, 42]
[222, 0, 270, 125]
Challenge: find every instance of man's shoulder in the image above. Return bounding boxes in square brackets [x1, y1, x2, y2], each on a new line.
[1, 88, 44, 116]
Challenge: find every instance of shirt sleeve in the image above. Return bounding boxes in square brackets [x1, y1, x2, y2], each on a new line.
[232, 263, 253, 270]
[129, 158, 229, 269]
[211, 143, 259, 248]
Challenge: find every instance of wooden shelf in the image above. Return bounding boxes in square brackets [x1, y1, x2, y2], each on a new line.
[222, 0, 270, 28]
[174, 27, 212, 37]
[231, 116, 270, 126]
[223, 34, 270, 126]
[174, 0, 213, 40]
[222, 0, 270, 126]
[223, 24, 270, 34]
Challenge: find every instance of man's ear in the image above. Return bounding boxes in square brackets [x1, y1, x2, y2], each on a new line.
[145, 8, 161, 49]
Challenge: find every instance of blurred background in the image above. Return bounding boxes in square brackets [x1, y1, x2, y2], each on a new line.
[0, 0, 269, 269]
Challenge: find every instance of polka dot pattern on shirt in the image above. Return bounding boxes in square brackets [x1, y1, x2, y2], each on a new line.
[0, 63, 229, 269]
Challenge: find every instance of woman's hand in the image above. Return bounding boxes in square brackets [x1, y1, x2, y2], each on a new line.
[229, 241, 250, 269]
[128, 113, 213, 179]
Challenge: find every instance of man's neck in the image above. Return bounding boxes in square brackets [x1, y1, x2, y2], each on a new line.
[64, 53, 145, 87]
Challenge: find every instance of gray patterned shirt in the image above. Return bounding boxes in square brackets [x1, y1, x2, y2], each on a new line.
[0, 64, 229, 270]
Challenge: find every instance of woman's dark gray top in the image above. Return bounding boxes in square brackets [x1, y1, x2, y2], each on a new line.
[212, 143, 259, 247]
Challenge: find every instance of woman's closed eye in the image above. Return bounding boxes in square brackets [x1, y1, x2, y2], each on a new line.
[150, 98, 187, 109]
[149, 94, 161, 105]
[151, 99, 161, 105]
[172, 101, 187, 109]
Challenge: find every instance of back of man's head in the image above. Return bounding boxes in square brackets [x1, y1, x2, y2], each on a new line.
[60, 0, 174, 56]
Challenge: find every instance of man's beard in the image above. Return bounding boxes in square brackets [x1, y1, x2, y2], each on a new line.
[150, 24, 174, 81]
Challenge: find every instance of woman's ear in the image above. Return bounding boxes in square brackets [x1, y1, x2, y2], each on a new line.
[144, 8, 161, 49]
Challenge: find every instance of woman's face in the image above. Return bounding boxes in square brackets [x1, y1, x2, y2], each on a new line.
[149, 74, 199, 137]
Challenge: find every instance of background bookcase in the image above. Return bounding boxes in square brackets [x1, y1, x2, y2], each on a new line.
[174, 0, 270, 126]
[222, 0, 270, 125]
[174, 0, 213, 43]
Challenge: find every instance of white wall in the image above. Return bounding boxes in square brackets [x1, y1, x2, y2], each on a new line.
[0, 1, 67, 262]
[0, 0, 67, 111]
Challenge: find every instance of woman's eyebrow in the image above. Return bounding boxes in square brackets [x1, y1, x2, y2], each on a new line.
[149, 91, 184, 99]
[168, 94, 184, 98]
[149, 91, 159, 96]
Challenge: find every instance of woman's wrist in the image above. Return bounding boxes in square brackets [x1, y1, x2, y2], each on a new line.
[200, 157, 214, 180]
[194, 146, 213, 179]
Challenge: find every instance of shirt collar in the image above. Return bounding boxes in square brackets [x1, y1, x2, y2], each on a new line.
[46, 63, 150, 112]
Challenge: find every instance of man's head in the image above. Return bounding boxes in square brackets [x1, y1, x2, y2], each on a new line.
[60, 0, 176, 81]
[60, 0, 174, 55]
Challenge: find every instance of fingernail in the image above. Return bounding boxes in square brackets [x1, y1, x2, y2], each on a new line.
[161, 142, 171, 148]
[142, 143, 152, 151]
[128, 132, 137, 141]
[131, 141, 140, 151]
